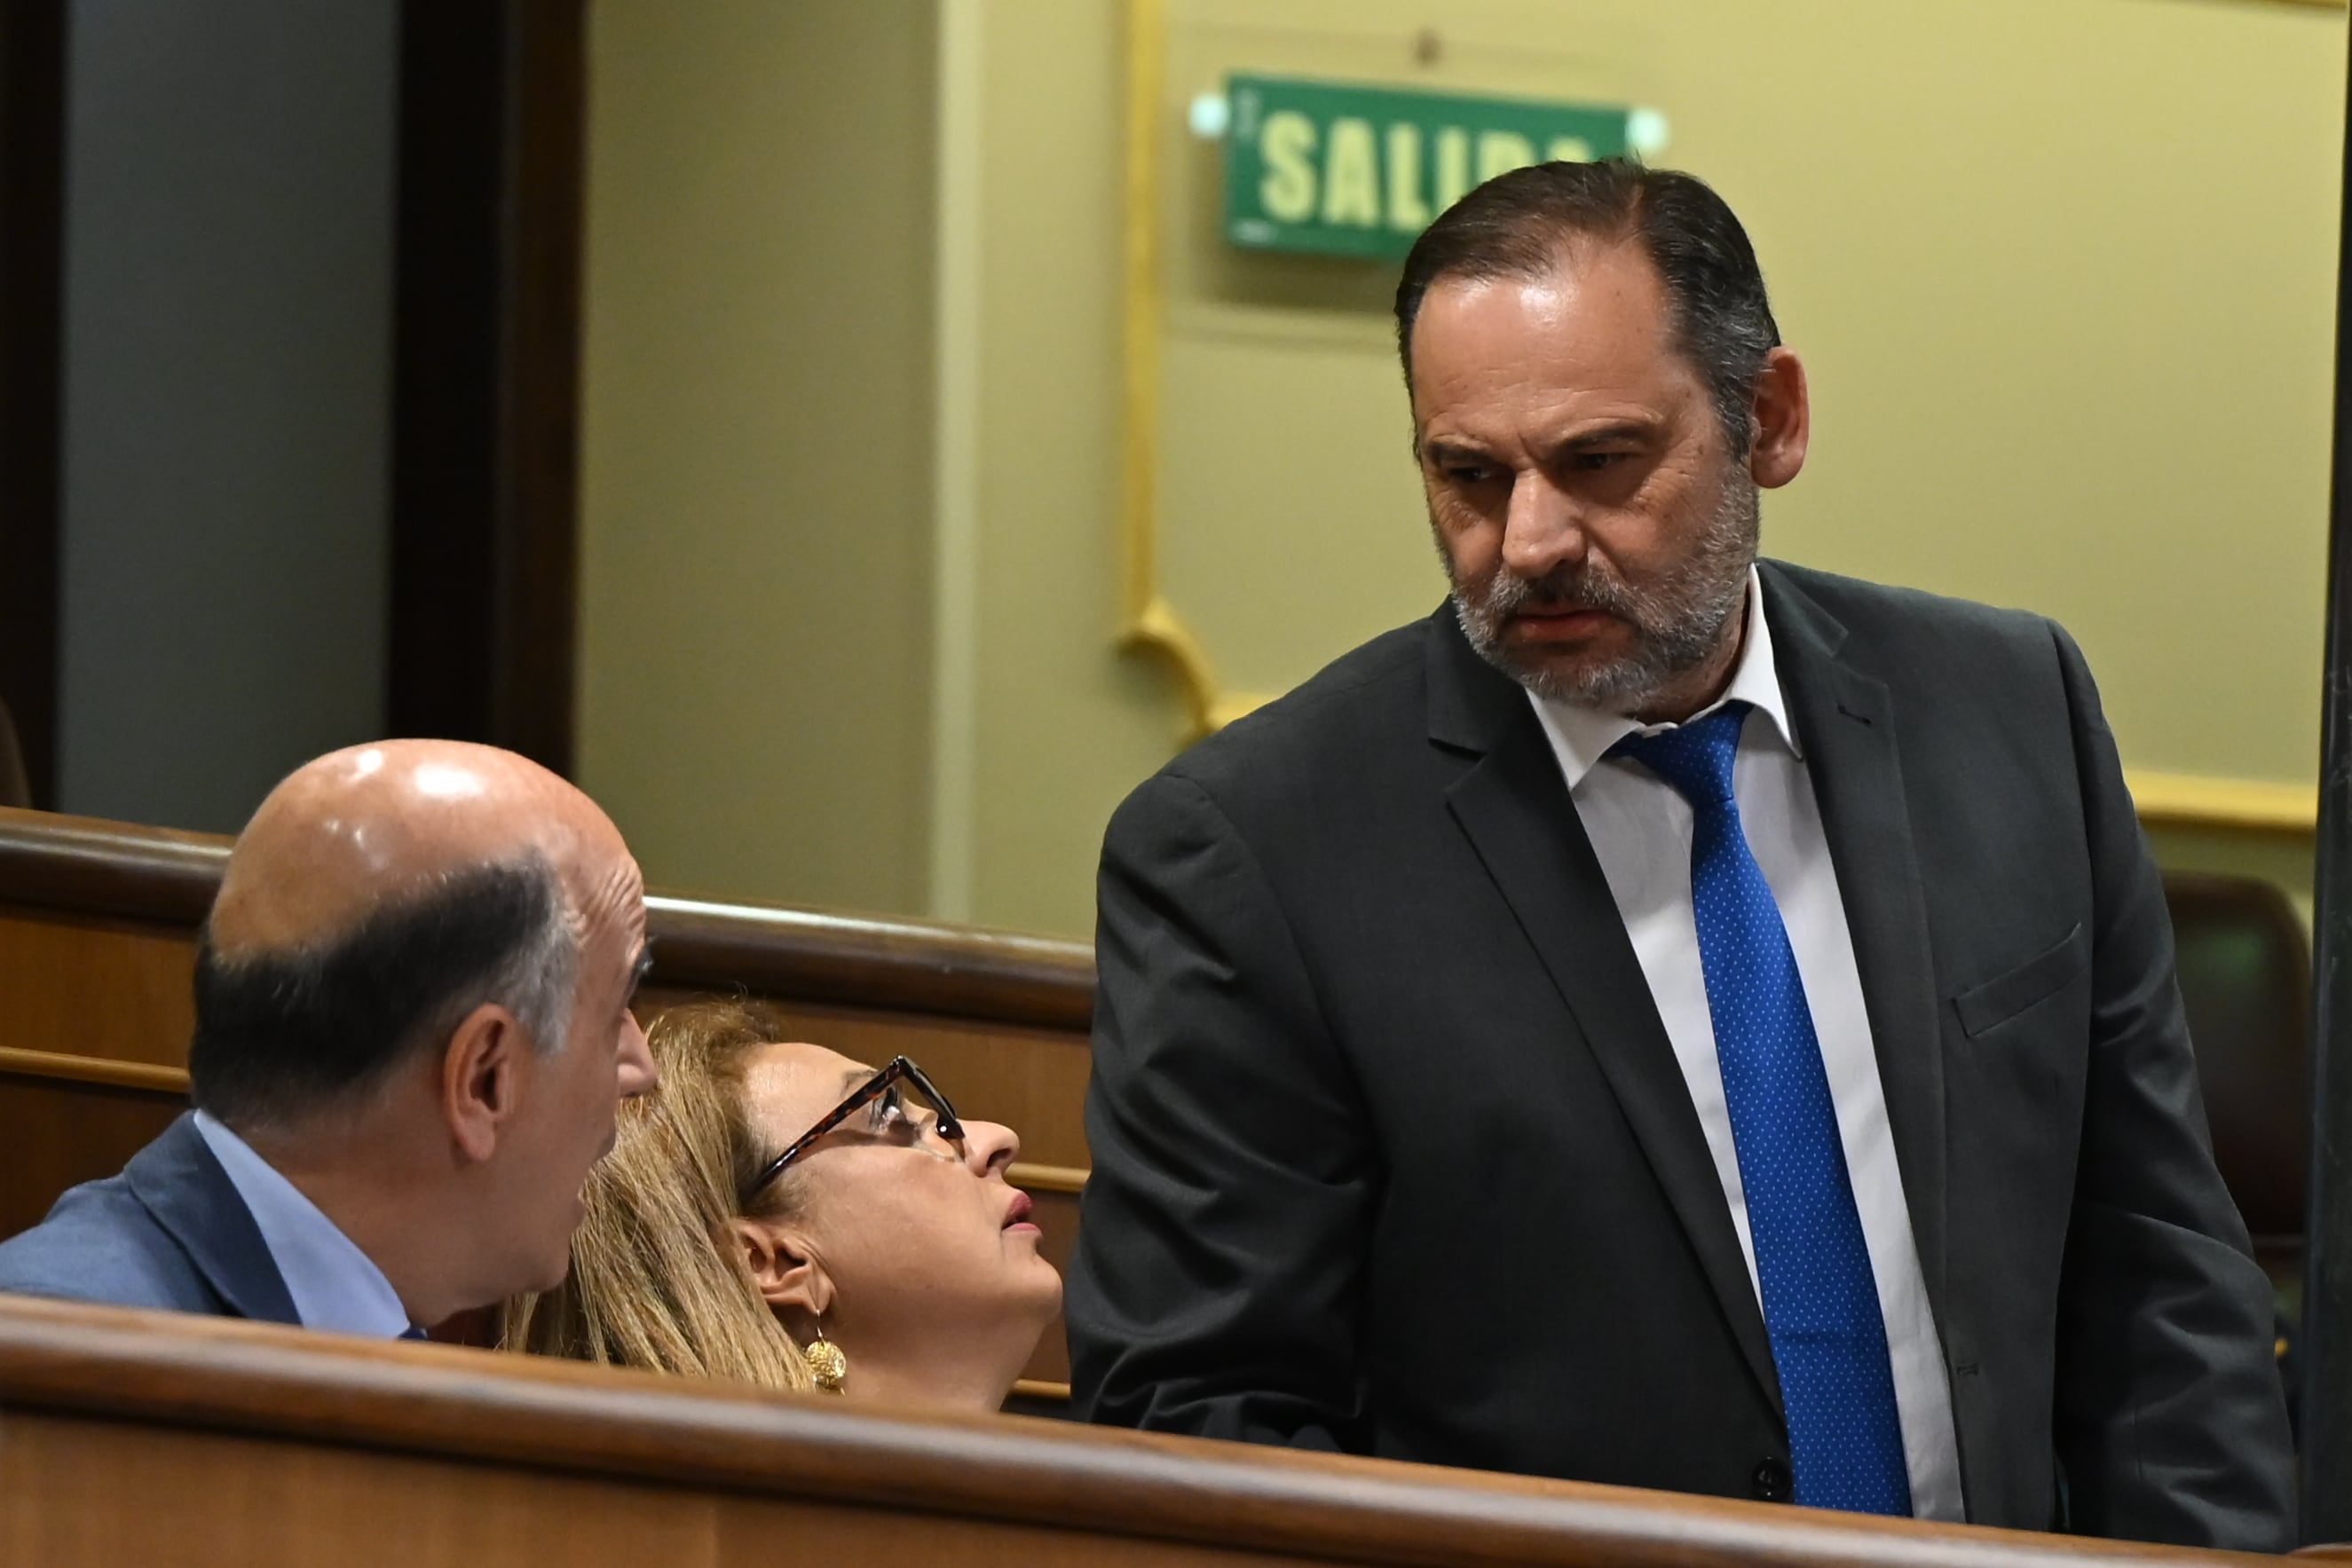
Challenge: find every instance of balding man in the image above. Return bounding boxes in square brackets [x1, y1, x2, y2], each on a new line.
[0, 740, 658, 1337]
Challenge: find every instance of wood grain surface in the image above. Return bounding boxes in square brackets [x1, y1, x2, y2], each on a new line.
[0, 806, 1093, 1030]
[0, 1296, 2281, 1568]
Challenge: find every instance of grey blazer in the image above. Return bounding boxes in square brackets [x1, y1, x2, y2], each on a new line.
[1066, 560, 2295, 1550]
[0, 1112, 298, 1323]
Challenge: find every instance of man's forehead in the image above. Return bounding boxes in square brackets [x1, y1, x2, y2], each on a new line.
[565, 839, 645, 946]
[622, 864, 649, 942]
[1419, 250, 1670, 362]
[1410, 248, 1699, 429]
[744, 1041, 869, 1127]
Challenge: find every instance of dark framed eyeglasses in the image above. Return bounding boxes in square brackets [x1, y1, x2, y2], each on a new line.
[739, 1055, 966, 1206]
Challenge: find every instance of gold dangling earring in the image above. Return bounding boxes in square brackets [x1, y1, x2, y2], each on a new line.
[803, 1312, 847, 1393]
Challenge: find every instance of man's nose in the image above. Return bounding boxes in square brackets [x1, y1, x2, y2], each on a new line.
[615, 1012, 658, 1099]
[1499, 470, 1587, 579]
[963, 1118, 1021, 1176]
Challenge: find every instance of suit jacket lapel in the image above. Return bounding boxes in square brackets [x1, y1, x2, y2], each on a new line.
[126, 1113, 302, 1326]
[1761, 563, 1950, 1321]
[1427, 611, 1783, 1414]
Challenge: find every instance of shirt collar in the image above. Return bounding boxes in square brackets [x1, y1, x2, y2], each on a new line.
[1527, 566, 1800, 792]
[191, 1110, 414, 1339]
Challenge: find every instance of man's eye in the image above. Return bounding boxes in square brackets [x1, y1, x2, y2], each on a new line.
[1444, 464, 1497, 485]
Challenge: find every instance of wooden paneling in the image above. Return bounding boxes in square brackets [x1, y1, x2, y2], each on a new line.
[0, 1069, 180, 1239]
[0, 806, 1093, 1076]
[0, 906, 195, 1064]
[0, 807, 1101, 1394]
[0, 1409, 1324, 1568]
[0, 803, 1098, 1204]
[0, 808, 225, 921]
[0, 806, 1093, 1033]
[0, 1296, 2281, 1568]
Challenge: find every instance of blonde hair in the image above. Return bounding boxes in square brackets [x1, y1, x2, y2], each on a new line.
[500, 999, 816, 1391]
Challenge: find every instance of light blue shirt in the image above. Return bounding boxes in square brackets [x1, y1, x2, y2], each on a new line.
[192, 1111, 414, 1338]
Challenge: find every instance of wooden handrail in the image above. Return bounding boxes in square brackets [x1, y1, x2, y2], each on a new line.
[642, 892, 1093, 1030]
[0, 1294, 2272, 1567]
[0, 806, 1094, 1031]
[0, 807, 225, 924]
[0, 1044, 187, 1095]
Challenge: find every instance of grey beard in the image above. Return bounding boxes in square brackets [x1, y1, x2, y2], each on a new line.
[1443, 479, 1759, 713]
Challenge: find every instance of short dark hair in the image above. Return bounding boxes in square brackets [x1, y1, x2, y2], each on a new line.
[1394, 158, 1781, 453]
[189, 857, 578, 1130]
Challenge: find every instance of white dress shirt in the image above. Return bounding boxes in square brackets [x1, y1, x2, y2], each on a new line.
[1527, 567, 1963, 1521]
[193, 1110, 414, 1339]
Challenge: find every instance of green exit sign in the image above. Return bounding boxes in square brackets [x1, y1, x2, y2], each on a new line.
[1220, 75, 1647, 263]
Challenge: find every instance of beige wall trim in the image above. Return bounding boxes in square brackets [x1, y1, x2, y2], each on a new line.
[928, 0, 987, 923]
[1116, 0, 1187, 725]
[1006, 1161, 1089, 1194]
[1115, 0, 1161, 628]
[1009, 1377, 1072, 1401]
[1117, 0, 1262, 742]
[1114, 0, 1289, 742]
[1109, 613, 2316, 837]
[2126, 769, 2316, 833]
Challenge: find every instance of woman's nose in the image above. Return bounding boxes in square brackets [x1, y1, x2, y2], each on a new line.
[963, 1118, 1020, 1175]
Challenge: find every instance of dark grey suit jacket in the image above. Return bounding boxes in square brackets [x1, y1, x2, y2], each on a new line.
[1066, 561, 2294, 1549]
[0, 1112, 299, 1323]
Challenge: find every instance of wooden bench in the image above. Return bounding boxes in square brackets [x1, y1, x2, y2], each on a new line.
[0, 1292, 2295, 1568]
[0, 806, 1094, 1395]
[0, 805, 2319, 1403]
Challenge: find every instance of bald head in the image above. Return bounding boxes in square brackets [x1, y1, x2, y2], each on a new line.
[189, 740, 650, 1134]
[210, 740, 625, 963]
[174, 741, 658, 1319]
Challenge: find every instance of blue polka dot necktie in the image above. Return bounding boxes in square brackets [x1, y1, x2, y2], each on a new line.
[1611, 702, 1912, 1516]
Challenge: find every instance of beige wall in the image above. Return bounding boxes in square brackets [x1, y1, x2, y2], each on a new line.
[958, 0, 1178, 934]
[1133, 0, 2346, 786]
[959, 0, 2347, 937]
[576, 0, 939, 913]
[580, 0, 2346, 940]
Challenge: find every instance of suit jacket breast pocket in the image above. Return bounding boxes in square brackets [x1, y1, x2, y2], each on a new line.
[1951, 922, 2089, 1038]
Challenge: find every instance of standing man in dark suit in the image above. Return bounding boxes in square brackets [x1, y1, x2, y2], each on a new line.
[1066, 160, 2294, 1548]
[0, 738, 659, 1336]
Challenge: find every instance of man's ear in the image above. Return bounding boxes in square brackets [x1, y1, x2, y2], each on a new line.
[441, 1002, 526, 1164]
[1747, 345, 1810, 490]
[732, 1218, 833, 1320]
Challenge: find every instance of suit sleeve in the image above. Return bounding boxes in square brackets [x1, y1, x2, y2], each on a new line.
[2047, 622, 2297, 1549]
[1063, 770, 1377, 1451]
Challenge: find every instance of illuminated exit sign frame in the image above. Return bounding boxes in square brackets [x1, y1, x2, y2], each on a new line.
[1220, 74, 1648, 263]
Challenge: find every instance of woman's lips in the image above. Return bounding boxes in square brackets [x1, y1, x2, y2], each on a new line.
[1002, 1189, 1037, 1231]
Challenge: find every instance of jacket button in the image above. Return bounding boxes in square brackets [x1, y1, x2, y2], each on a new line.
[1751, 1457, 1792, 1502]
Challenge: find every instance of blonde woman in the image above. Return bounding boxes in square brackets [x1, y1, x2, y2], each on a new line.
[503, 1000, 1060, 1409]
